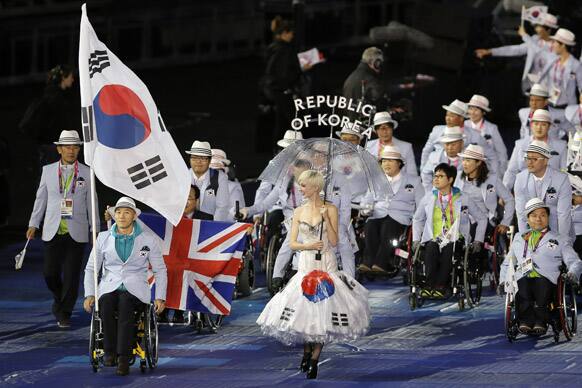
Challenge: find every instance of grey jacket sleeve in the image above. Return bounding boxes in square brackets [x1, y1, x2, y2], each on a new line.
[503, 141, 521, 190]
[490, 42, 528, 57]
[248, 185, 284, 216]
[496, 177, 515, 227]
[412, 196, 428, 242]
[557, 176, 573, 244]
[467, 199, 487, 243]
[421, 127, 439, 167]
[84, 234, 104, 298]
[29, 166, 48, 228]
[214, 172, 232, 221]
[490, 125, 508, 171]
[148, 237, 167, 301]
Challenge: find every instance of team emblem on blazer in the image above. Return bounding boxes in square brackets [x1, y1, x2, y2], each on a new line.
[77, 177, 86, 188]
[486, 184, 495, 194]
[404, 184, 414, 193]
[461, 205, 468, 215]
[139, 245, 150, 257]
[547, 239, 559, 250]
[206, 189, 215, 196]
[546, 187, 557, 200]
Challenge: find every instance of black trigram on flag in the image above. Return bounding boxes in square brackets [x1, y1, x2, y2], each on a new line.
[331, 312, 349, 327]
[89, 50, 110, 78]
[81, 106, 94, 142]
[127, 155, 168, 190]
[279, 307, 295, 321]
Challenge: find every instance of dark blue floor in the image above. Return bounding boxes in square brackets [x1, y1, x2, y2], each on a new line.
[1, 239, 582, 387]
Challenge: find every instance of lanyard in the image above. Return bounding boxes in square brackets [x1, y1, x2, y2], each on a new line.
[58, 161, 78, 196]
[522, 229, 548, 258]
[448, 157, 459, 168]
[552, 61, 566, 86]
[438, 191, 454, 231]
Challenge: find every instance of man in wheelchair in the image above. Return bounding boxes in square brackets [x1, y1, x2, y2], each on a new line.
[412, 163, 486, 298]
[500, 198, 582, 336]
[83, 197, 167, 375]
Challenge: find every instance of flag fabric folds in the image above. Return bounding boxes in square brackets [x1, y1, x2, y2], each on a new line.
[79, 3, 190, 225]
[139, 212, 250, 315]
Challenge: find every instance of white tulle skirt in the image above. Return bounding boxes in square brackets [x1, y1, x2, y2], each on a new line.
[256, 250, 371, 345]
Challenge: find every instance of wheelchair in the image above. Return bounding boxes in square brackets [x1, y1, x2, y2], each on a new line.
[408, 238, 482, 311]
[265, 220, 296, 295]
[89, 302, 158, 373]
[504, 266, 578, 343]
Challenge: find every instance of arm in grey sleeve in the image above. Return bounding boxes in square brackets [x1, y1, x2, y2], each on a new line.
[503, 144, 520, 189]
[29, 167, 48, 228]
[563, 244, 582, 280]
[491, 126, 508, 171]
[496, 177, 515, 227]
[412, 197, 427, 241]
[83, 235, 104, 297]
[405, 146, 418, 176]
[490, 42, 527, 57]
[514, 176, 528, 235]
[149, 238, 167, 301]
[468, 200, 487, 243]
[414, 177, 425, 209]
[420, 128, 438, 167]
[248, 185, 283, 216]
[214, 173, 232, 221]
[253, 181, 272, 205]
[557, 176, 573, 244]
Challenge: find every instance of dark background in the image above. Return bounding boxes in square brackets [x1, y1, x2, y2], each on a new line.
[1, 0, 582, 238]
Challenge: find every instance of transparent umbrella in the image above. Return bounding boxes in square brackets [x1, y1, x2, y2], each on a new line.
[258, 137, 391, 199]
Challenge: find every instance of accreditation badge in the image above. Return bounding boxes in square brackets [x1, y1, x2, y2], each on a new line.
[549, 86, 562, 105]
[518, 257, 534, 276]
[60, 198, 74, 219]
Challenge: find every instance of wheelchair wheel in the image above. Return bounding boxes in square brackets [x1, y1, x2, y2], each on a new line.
[144, 304, 158, 369]
[237, 250, 255, 297]
[203, 313, 224, 333]
[558, 275, 578, 341]
[89, 309, 103, 372]
[464, 247, 482, 306]
[266, 232, 283, 295]
[505, 293, 518, 342]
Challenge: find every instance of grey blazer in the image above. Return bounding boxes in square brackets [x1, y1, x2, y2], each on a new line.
[538, 52, 582, 107]
[500, 231, 582, 285]
[28, 161, 99, 243]
[365, 138, 418, 175]
[84, 230, 167, 304]
[464, 119, 508, 171]
[191, 168, 230, 221]
[503, 137, 567, 189]
[518, 107, 569, 139]
[513, 167, 573, 244]
[412, 188, 487, 244]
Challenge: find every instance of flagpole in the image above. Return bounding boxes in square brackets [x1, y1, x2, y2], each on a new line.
[90, 166, 100, 313]
[520, 5, 525, 29]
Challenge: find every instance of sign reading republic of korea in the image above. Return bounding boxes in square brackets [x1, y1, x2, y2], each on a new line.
[78, 3, 190, 225]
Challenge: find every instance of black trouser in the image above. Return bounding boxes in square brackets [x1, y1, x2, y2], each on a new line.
[363, 215, 407, 270]
[100, 290, 143, 357]
[517, 277, 553, 327]
[424, 241, 457, 289]
[266, 209, 284, 242]
[43, 233, 86, 321]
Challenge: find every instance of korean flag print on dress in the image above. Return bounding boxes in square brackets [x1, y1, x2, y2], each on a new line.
[78, 4, 190, 225]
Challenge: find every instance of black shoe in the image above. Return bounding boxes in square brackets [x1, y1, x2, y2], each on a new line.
[116, 356, 130, 376]
[271, 277, 283, 293]
[103, 354, 116, 367]
[57, 317, 71, 329]
[300, 353, 311, 372]
[306, 359, 318, 379]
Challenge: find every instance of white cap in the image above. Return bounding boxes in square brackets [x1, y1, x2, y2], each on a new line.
[336, 123, 363, 139]
[186, 140, 212, 157]
[531, 109, 552, 123]
[551, 28, 576, 46]
[526, 140, 552, 159]
[373, 111, 398, 129]
[525, 197, 549, 217]
[540, 13, 559, 29]
[54, 130, 83, 145]
[458, 144, 487, 161]
[108, 196, 141, 217]
[380, 145, 405, 162]
[527, 83, 549, 98]
[277, 130, 303, 148]
[211, 148, 230, 166]
[467, 95, 491, 112]
[439, 126, 464, 143]
[442, 99, 468, 117]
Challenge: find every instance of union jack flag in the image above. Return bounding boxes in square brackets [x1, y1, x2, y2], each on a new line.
[138, 212, 250, 315]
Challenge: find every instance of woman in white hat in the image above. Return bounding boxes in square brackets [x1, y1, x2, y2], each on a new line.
[500, 198, 581, 335]
[475, 12, 558, 93]
[503, 109, 567, 189]
[83, 197, 167, 376]
[210, 149, 246, 210]
[421, 126, 465, 192]
[456, 145, 515, 276]
[537, 28, 582, 107]
[466, 94, 508, 171]
[359, 146, 424, 273]
[366, 111, 417, 175]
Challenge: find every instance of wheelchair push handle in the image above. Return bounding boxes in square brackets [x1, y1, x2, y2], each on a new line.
[234, 201, 244, 221]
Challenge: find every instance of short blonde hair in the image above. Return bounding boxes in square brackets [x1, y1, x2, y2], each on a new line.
[298, 169, 324, 192]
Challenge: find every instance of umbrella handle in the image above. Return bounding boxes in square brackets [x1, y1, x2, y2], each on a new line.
[315, 251, 322, 261]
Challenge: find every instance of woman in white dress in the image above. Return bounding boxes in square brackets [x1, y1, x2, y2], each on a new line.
[257, 170, 371, 379]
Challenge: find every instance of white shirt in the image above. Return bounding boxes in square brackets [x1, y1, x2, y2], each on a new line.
[192, 169, 209, 187]
[387, 172, 402, 194]
[470, 119, 484, 132]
